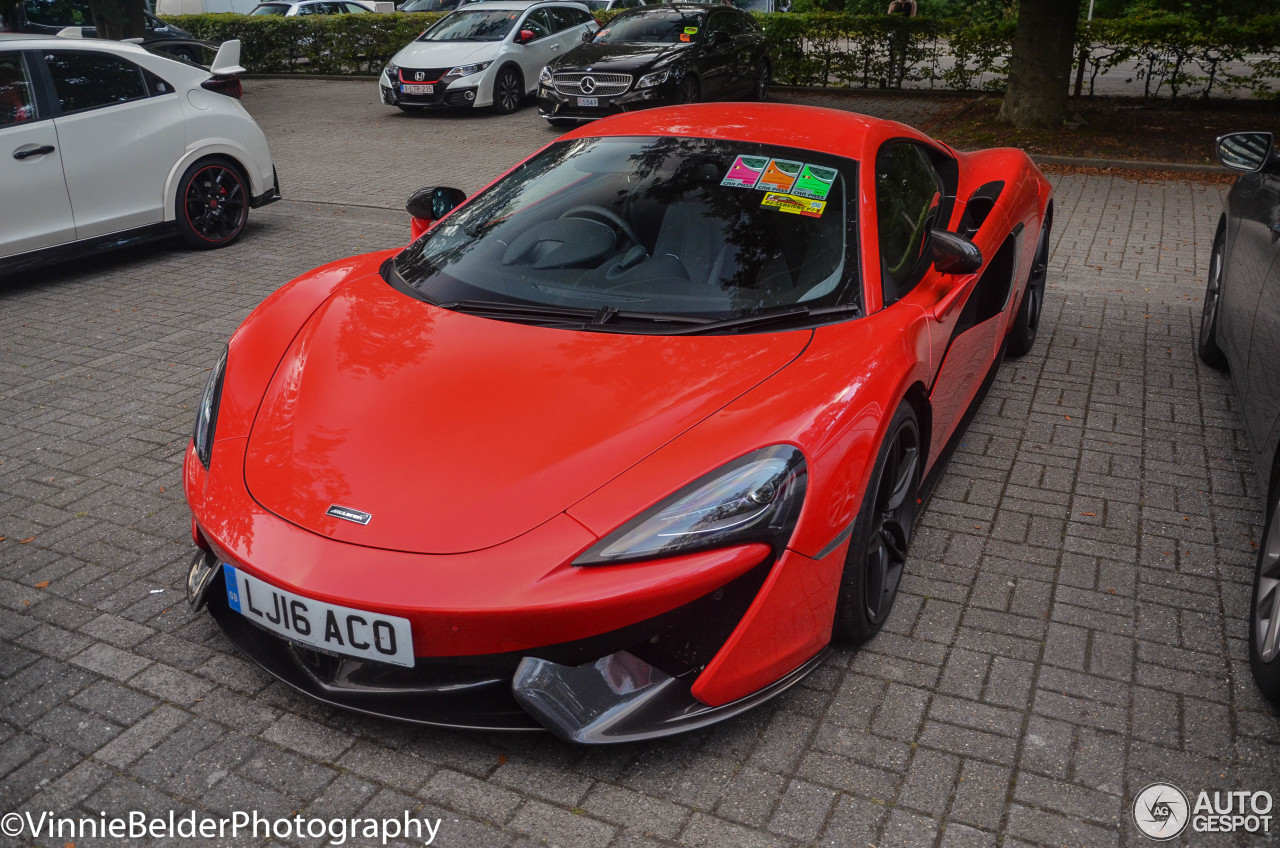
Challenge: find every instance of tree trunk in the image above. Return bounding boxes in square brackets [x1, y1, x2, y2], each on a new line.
[88, 0, 146, 40]
[998, 0, 1082, 129]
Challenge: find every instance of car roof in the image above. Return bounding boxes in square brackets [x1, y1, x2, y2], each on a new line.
[461, 0, 587, 7]
[563, 103, 882, 161]
[0, 32, 150, 53]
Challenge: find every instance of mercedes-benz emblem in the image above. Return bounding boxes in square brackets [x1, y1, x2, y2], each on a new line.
[580, 76, 596, 94]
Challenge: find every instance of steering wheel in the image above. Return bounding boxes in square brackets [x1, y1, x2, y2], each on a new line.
[560, 205, 641, 247]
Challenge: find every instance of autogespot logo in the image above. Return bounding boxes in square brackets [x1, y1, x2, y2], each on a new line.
[1134, 783, 1190, 840]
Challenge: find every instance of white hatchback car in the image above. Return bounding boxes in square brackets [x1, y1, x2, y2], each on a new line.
[0, 34, 278, 274]
[379, 0, 597, 114]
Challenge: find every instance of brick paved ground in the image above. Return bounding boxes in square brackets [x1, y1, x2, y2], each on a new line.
[1, 80, 1274, 848]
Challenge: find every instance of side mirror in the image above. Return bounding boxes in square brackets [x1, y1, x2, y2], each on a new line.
[1217, 132, 1274, 173]
[516, 28, 535, 44]
[581, 28, 592, 42]
[406, 186, 466, 240]
[930, 230, 982, 274]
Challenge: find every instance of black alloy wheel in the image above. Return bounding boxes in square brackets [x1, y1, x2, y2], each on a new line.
[176, 159, 248, 249]
[833, 404, 922, 644]
[1007, 217, 1050, 357]
[1250, 474, 1280, 701]
[753, 61, 770, 101]
[679, 75, 700, 104]
[1198, 228, 1228, 368]
[493, 67, 523, 114]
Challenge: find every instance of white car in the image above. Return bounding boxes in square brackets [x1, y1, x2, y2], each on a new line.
[379, 0, 597, 114]
[249, 1, 375, 15]
[0, 34, 278, 274]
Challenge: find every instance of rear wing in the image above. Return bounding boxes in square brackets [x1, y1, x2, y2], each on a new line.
[210, 39, 245, 75]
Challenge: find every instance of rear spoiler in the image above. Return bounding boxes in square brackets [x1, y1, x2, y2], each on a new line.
[210, 39, 246, 75]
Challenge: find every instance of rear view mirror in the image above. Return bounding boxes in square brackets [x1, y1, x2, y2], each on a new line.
[1217, 132, 1275, 173]
[407, 186, 467, 239]
[582, 29, 592, 42]
[516, 28, 535, 44]
[930, 230, 982, 274]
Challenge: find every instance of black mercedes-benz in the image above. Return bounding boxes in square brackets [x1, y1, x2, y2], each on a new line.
[536, 3, 770, 126]
[1199, 132, 1280, 703]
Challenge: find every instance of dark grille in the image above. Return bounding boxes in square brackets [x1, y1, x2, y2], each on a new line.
[399, 68, 450, 83]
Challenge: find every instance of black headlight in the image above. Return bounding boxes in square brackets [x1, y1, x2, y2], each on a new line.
[575, 445, 807, 566]
[192, 346, 227, 470]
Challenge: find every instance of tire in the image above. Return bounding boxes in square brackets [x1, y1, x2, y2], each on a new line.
[1249, 472, 1280, 701]
[492, 66, 523, 115]
[752, 61, 770, 102]
[1006, 216, 1049, 357]
[832, 403, 922, 644]
[1198, 227, 1228, 369]
[678, 75, 700, 104]
[176, 158, 249, 249]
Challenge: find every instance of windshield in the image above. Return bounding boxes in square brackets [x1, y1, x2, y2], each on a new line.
[250, 3, 290, 13]
[420, 8, 520, 41]
[392, 136, 858, 327]
[593, 9, 704, 44]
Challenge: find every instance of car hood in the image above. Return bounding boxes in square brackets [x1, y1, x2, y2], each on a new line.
[243, 272, 810, 555]
[553, 41, 692, 73]
[392, 40, 499, 69]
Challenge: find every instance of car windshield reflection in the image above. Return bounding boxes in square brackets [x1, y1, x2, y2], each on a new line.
[393, 135, 859, 326]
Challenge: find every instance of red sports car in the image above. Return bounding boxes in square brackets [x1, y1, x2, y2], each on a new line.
[184, 104, 1052, 743]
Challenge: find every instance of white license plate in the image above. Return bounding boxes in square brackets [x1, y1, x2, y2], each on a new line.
[223, 564, 414, 667]
[403, 83, 434, 94]
[577, 97, 598, 107]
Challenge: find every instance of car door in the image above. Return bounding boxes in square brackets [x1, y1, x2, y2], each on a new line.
[0, 49, 75, 258]
[1241, 175, 1280, 459]
[874, 141, 992, 459]
[723, 10, 758, 99]
[698, 10, 735, 99]
[41, 48, 187, 239]
[1221, 151, 1279, 373]
[513, 7, 557, 92]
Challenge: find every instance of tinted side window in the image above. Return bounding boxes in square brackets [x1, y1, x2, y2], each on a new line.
[569, 6, 593, 24]
[875, 142, 942, 303]
[704, 11, 727, 36]
[44, 50, 148, 114]
[521, 8, 551, 38]
[545, 6, 575, 31]
[0, 53, 39, 126]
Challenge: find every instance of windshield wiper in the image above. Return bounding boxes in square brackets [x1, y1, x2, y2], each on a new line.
[661, 303, 862, 335]
[433, 299, 714, 330]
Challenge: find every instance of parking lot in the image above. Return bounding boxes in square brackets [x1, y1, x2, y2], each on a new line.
[1, 79, 1275, 847]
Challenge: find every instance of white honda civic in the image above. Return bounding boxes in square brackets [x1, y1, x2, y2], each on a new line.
[379, 0, 597, 114]
[0, 33, 278, 275]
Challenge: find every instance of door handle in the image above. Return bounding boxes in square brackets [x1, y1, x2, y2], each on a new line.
[13, 145, 55, 160]
[550, 43, 560, 50]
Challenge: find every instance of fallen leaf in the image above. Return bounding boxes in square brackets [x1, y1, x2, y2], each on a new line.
[33, 580, 49, 589]
[1065, 415, 1072, 420]
[19, 537, 35, 544]
[498, 754, 508, 764]
[159, 486, 166, 493]
[1107, 587, 1117, 595]
[1079, 512, 1096, 517]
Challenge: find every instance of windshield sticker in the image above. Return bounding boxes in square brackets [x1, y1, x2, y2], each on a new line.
[755, 159, 802, 193]
[761, 192, 826, 218]
[683, 26, 698, 33]
[792, 164, 837, 200]
[721, 155, 769, 189]
[679, 33, 692, 41]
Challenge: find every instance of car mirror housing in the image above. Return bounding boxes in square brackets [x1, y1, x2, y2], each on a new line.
[516, 28, 535, 44]
[930, 230, 982, 274]
[581, 28, 592, 42]
[1217, 132, 1275, 173]
[406, 186, 467, 239]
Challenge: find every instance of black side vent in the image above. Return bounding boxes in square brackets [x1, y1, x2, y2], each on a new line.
[957, 181, 1005, 239]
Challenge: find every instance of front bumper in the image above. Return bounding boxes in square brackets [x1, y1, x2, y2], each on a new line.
[536, 79, 676, 121]
[380, 80, 479, 109]
[191, 547, 821, 741]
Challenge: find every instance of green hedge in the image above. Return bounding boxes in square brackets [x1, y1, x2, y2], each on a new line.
[162, 10, 1280, 98]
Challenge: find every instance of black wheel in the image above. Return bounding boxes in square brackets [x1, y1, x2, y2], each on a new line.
[176, 158, 248, 249]
[832, 403, 922, 644]
[168, 46, 199, 64]
[1250, 474, 1280, 701]
[753, 61, 770, 101]
[546, 118, 576, 128]
[1198, 227, 1228, 368]
[678, 75, 699, 104]
[1006, 216, 1049, 357]
[492, 66, 523, 114]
